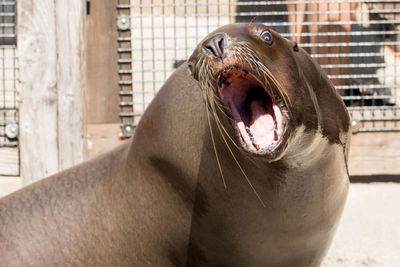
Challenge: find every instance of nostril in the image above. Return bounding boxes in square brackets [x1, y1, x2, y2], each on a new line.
[204, 43, 218, 57]
[203, 33, 227, 59]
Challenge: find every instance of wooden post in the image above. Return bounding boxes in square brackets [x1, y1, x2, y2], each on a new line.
[86, 0, 120, 123]
[55, 0, 87, 170]
[18, 0, 87, 185]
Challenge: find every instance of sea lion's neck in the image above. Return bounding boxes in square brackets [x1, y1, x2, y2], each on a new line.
[127, 63, 208, 183]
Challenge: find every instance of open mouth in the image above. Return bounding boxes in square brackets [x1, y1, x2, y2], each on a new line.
[217, 66, 288, 155]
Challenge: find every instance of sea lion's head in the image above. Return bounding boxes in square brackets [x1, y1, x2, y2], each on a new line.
[188, 23, 349, 162]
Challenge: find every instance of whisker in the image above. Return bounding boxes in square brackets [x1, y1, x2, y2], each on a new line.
[205, 93, 227, 188]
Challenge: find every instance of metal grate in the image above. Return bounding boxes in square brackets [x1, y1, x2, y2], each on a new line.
[0, 0, 17, 147]
[0, 0, 18, 176]
[117, 0, 136, 136]
[118, 0, 400, 134]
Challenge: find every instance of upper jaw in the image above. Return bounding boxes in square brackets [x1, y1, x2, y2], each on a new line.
[216, 65, 290, 159]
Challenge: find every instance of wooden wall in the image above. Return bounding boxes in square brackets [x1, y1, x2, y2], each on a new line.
[349, 132, 400, 176]
[18, 0, 87, 185]
[86, 0, 122, 158]
[86, 0, 120, 124]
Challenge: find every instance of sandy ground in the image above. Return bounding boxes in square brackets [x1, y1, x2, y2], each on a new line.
[322, 183, 400, 266]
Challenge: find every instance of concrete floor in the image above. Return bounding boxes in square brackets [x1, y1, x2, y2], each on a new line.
[1, 180, 399, 266]
[322, 183, 400, 266]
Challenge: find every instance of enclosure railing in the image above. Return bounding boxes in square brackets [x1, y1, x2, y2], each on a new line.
[118, 0, 400, 136]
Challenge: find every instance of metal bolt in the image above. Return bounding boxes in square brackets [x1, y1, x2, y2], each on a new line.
[117, 15, 130, 31]
[351, 119, 361, 134]
[5, 124, 18, 139]
[120, 124, 136, 139]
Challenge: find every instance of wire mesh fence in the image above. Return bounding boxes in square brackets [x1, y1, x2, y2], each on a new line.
[0, 0, 18, 176]
[118, 0, 400, 135]
[0, 0, 17, 147]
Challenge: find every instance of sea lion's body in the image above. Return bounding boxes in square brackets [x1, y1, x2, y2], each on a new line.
[0, 23, 350, 266]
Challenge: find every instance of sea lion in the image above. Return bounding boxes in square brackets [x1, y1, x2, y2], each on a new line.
[0, 23, 350, 266]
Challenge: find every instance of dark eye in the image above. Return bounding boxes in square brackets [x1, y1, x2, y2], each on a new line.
[260, 30, 273, 44]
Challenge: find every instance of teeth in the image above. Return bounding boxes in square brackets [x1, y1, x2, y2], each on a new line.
[246, 126, 261, 151]
[274, 129, 278, 141]
[245, 126, 253, 137]
[244, 123, 280, 152]
[253, 143, 260, 150]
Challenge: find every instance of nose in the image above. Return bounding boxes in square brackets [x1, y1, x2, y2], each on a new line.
[203, 33, 228, 59]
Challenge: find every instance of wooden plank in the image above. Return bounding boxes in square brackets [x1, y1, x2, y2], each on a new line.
[18, 0, 59, 184]
[87, 123, 125, 159]
[0, 147, 19, 176]
[86, 0, 120, 123]
[18, 0, 87, 185]
[349, 132, 400, 175]
[55, 0, 87, 170]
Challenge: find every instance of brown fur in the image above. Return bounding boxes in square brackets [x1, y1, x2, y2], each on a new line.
[0, 24, 350, 266]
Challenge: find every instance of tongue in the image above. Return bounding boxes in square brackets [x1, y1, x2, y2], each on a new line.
[248, 100, 276, 147]
[249, 100, 275, 135]
[227, 98, 278, 152]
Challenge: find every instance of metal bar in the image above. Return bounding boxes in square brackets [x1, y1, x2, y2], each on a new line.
[127, 0, 400, 9]
[301, 41, 400, 48]
[358, 128, 400, 132]
[0, 2, 16, 6]
[348, 106, 400, 111]
[119, 91, 133, 96]
[320, 63, 386, 69]
[328, 74, 387, 79]
[120, 112, 142, 117]
[126, 30, 400, 40]
[118, 59, 132, 63]
[118, 48, 132, 53]
[312, 52, 387, 58]
[358, 118, 400, 122]
[0, 141, 18, 147]
[140, 0, 145, 115]
[336, 85, 400, 90]
[342, 95, 393, 100]
[282, 30, 400, 38]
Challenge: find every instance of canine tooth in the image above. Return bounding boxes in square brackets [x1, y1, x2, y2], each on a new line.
[246, 128, 253, 137]
[252, 142, 260, 150]
[274, 130, 278, 141]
